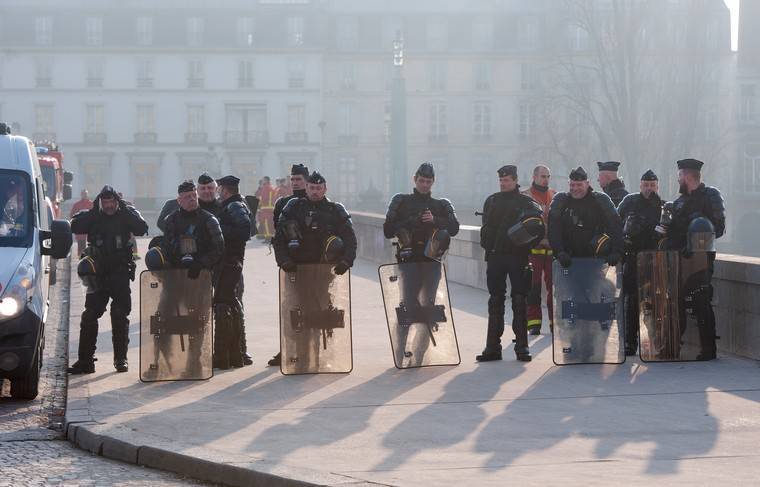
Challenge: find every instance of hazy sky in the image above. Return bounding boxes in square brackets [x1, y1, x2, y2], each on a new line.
[725, 0, 739, 51]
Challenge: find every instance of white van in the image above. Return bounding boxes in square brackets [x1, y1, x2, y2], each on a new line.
[0, 122, 72, 399]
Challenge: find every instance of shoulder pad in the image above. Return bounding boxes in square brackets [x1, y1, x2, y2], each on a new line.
[439, 197, 455, 212]
[388, 193, 406, 209]
[281, 197, 301, 214]
[592, 191, 615, 209]
[333, 202, 350, 220]
[550, 192, 569, 209]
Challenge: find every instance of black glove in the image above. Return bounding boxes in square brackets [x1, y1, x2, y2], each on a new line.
[281, 260, 297, 273]
[333, 260, 350, 276]
[557, 252, 572, 268]
[187, 261, 203, 280]
[607, 252, 621, 266]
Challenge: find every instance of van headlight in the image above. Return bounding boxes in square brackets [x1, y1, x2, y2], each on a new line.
[0, 267, 34, 320]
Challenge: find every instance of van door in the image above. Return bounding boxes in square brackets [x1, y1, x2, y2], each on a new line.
[35, 176, 51, 305]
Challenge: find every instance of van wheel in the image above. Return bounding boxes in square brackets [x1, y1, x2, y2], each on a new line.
[10, 349, 41, 400]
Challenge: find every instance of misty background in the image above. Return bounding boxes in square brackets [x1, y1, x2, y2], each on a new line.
[0, 0, 756, 255]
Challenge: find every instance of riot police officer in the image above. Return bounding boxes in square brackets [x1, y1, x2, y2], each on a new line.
[267, 163, 308, 366]
[597, 161, 629, 207]
[213, 175, 252, 369]
[68, 186, 148, 374]
[476, 165, 544, 363]
[549, 166, 624, 267]
[157, 173, 220, 234]
[271, 171, 357, 365]
[617, 170, 663, 355]
[274, 163, 309, 231]
[383, 162, 459, 262]
[661, 158, 725, 360]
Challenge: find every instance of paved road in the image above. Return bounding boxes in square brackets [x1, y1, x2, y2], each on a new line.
[0, 259, 214, 486]
[64, 239, 760, 486]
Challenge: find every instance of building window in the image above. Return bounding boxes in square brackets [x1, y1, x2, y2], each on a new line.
[132, 162, 159, 199]
[137, 17, 153, 46]
[287, 16, 305, 47]
[187, 17, 204, 46]
[427, 18, 448, 51]
[137, 58, 154, 88]
[35, 17, 53, 46]
[137, 104, 155, 134]
[474, 62, 491, 91]
[337, 156, 357, 202]
[341, 62, 356, 90]
[288, 58, 305, 89]
[187, 105, 205, 135]
[741, 85, 757, 123]
[519, 101, 536, 140]
[472, 17, 493, 50]
[35, 59, 53, 88]
[187, 59, 204, 88]
[35, 104, 54, 134]
[473, 102, 492, 140]
[286, 105, 307, 143]
[86, 17, 103, 46]
[85, 104, 105, 134]
[429, 103, 447, 142]
[337, 17, 359, 50]
[337, 102, 358, 142]
[744, 148, 760, 193]
[86, 59, 105, 88]
[239, 59, 255, 88]
[428, 61, 447, 91]
[521, 63, 539, 90]
[225, 105, 268, 144]
[568, 25, 589, 51]
[518, 17, 539, 50]
[237, 17, 255, 46]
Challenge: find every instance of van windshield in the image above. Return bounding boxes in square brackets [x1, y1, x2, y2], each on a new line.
[0, 171, 33, 247]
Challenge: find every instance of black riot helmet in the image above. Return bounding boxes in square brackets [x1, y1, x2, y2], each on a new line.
[507, 207, 545, 247]
[423, 229, 451, 260]
[687, 216, 716, 252]
[145, 246, 169, 271]
[590, 233, 612, 257]
[77, 254, 99, 291]
[322, 235, 345, 263]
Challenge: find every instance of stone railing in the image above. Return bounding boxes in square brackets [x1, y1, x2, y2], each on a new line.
[351, 211, 760, 361]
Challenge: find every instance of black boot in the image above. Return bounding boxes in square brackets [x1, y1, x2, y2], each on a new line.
[476, 349, 502, 362]
[512, 296, 531, 362]
[267, 352, 281, 366]
[114, 359, 128, 373]
[67, 359, 95, 374]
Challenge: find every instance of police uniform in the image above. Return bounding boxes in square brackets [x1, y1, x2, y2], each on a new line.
[382, 163, 460, 262]
[549, 167, 624, 266]
[68, 186, 148, 374]
[267, 164, 309, 366]
[617, 170, 663, 355]
[477, 165, 545, 362]
[273, 164, 309, 231]
[664, 158, 726, 360]
[212, 175, 252, 369]
[598, 161, 629, 207]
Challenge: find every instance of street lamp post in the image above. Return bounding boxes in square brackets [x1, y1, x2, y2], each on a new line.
[390, 31, 408, 196]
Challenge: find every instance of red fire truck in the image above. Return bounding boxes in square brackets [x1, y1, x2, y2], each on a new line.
[33, 141, 72, 218]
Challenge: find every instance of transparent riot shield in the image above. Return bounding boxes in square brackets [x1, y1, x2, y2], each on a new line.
[638, 250, 710, 362]
[378, 261, 460, 369]
[552, 258, 624, 365]
[139, 269, 213, 382]
[279, 263, 352, 375]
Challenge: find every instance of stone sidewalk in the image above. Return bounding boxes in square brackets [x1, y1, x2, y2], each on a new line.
[66, 240, 760, 486]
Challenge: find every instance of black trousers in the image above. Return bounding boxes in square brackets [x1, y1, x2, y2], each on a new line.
[78, 271, 131, 362]
[622, 253, 639, 350]
[485, 253, 530, 352]
[214, 261, 244, 366]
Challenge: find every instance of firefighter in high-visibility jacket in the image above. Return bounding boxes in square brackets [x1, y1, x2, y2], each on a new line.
[255, 176, 278, 239]
[521, 165, 556, 335]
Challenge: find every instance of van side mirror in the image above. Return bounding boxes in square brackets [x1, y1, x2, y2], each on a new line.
[63, 171, 74, 184]
[41, 220, 73, 259]
[63, 184, 72, 201]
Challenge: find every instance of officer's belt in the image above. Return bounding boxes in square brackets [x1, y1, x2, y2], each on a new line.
[530, 248, 553, 255]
